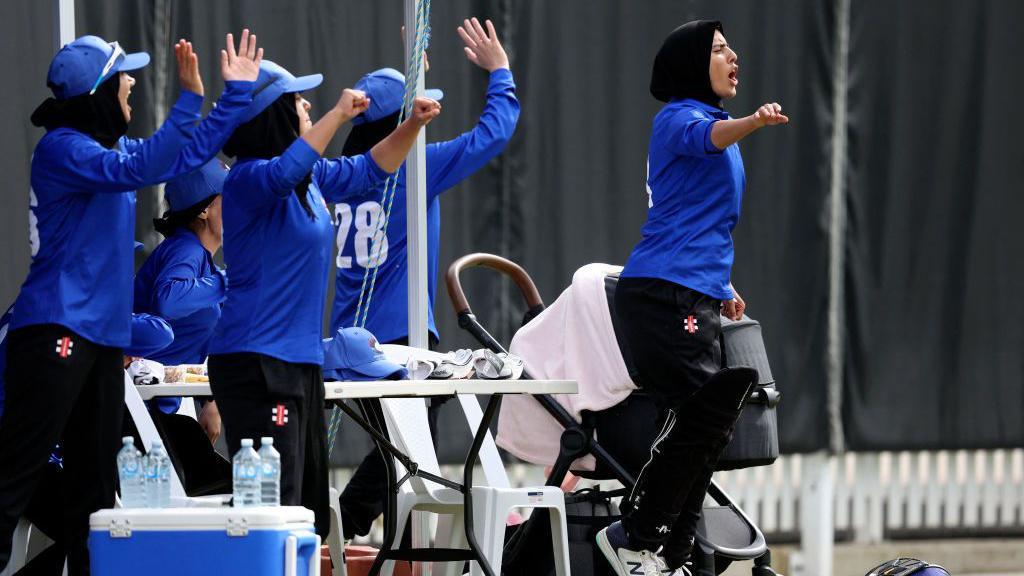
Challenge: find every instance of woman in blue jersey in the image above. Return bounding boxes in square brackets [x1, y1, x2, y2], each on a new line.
[135, 159, 228, 432]
[0, 31, 263, 574]
[208, 60, 440, 536]
[330, 17, 519, 539]
[595, 21, 788, 576]
[133, 159, 236, 495]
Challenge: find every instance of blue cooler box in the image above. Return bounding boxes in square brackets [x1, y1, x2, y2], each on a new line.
[89, 506, 320, 576]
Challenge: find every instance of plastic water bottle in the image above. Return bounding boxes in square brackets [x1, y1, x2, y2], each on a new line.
[258, 437, 281, 506]
[117, 437, 145, 508]
[143, 440, 172, 508]
[232, 439, 262, 507]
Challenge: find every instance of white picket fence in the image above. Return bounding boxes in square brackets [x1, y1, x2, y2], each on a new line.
[331, 449, 1024, 547]
[714, 449, 1024, 542]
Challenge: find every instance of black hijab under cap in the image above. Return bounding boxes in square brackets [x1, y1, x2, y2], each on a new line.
[223, 93, 315, 218]
[342, 110, 400, 158]
[30, 74, 127, 149]
[650, 20, 724, 108]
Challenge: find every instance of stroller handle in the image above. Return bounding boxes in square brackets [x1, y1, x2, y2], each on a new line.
[445, 253, 544, 315]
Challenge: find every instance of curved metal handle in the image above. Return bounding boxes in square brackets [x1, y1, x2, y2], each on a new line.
[445, 253, 543, 315]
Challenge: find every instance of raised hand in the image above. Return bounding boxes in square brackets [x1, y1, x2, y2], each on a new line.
[220, 29, 263, 83]
[753, 102, 789, 127]
[411, 96, 441, 126]
[174, 39, 203, 96]
[458, 17, 510, 72]
[336, 89, 371, 122]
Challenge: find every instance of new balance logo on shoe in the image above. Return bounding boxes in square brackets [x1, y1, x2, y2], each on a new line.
[655, 525, 670, 534]
[628, 561, 645, 575]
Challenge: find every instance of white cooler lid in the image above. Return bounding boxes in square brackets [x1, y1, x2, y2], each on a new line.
[90, 506, 314, 531]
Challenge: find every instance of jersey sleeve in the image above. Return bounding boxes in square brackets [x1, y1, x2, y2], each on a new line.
[233, 137, 322, 212]
[659, 106, 724, 157]
[34, 91, 205, 194]
[313, 151, 390, 203]
[150, 249, 227, 320]
[126, 313, 174, 358]
[424, 68, 520, 200]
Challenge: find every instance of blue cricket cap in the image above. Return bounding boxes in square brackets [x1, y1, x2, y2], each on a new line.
[243, 60, 323, 122]
[47, 35, 150, 100]
[322, 327, 407, 381]
[165, 158, 228, 212]
[351, 68, 443, 125]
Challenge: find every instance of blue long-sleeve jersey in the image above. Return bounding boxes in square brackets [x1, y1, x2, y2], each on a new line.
[210, 139, 389, 366]
[329, 68, 520, 343]
[10, 82, 253, 348]
[621, 98, 745, 300]
[134, 228, 225, 366]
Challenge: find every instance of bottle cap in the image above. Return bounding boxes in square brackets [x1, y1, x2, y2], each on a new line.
[241, 438, 254, 447]
[260, 437, 274, 445]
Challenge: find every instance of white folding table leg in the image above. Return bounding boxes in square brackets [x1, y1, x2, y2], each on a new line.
[122, 373, 186, 499]
[328, 487, 347, 576]
[0, 517, 31, 576]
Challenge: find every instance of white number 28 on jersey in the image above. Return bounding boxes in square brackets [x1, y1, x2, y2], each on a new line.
[335, 201, 389, 269]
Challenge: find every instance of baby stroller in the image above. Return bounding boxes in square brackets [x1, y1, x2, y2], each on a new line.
[445, 254, 782, 576]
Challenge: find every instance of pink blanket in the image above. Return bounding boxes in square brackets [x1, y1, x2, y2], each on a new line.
[497, 263, 636, 470]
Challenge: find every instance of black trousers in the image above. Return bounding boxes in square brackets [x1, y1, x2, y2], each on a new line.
[0, 325, 124, 576]
[208, 353, 330, 537]
[614, 278, 749, 567]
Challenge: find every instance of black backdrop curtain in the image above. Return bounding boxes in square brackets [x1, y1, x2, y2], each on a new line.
[842, 0, 1024, 451]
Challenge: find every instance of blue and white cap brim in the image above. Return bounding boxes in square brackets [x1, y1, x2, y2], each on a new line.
[287, 73, 323, 93]
[117, 52, 150, 72]
[350, 359, 408, 380]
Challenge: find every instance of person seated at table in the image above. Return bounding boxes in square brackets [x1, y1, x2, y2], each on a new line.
[134, 159, 227, 440]
[133, 161, 237, 494]
[208, 58, 440, 537]
[330, 16, 519, 540]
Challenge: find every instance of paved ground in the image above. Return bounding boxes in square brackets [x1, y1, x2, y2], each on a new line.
[720, 538, 1024, 575]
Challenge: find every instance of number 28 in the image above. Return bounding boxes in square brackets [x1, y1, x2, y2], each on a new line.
[335, 201, 389, 269]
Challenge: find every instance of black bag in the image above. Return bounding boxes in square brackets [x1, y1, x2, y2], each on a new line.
[717, 315, 781, 470]
[502, 487, 624, 576]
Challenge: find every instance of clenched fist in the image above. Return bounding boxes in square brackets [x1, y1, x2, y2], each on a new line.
[336, 88, 371, 122]
[410, 96, 441, 126]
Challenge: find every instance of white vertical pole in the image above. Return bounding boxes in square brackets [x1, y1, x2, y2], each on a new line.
[405, 0, 428, 351]
[797, 452, 834, 576]
[404, 2, 430, 573]
[826, 0, 851, 456]
[54, 0, 75, 51]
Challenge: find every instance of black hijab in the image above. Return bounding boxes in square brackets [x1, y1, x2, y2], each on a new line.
[30, 74, 127, 149]
[650, 20, 724, 108]
[223, 93, 315, 218]
[341, 110, 400, 157]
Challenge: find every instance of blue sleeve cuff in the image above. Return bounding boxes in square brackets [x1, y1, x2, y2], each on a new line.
[222, 80, 255, 101]
[703, 119, 724, 154]
[489, 68, 513, 82]
[173, 90, 204, 115]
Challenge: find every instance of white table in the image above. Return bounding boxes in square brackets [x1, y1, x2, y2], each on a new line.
[136, 378, 577, 576]
[135, 379, 575, 401]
